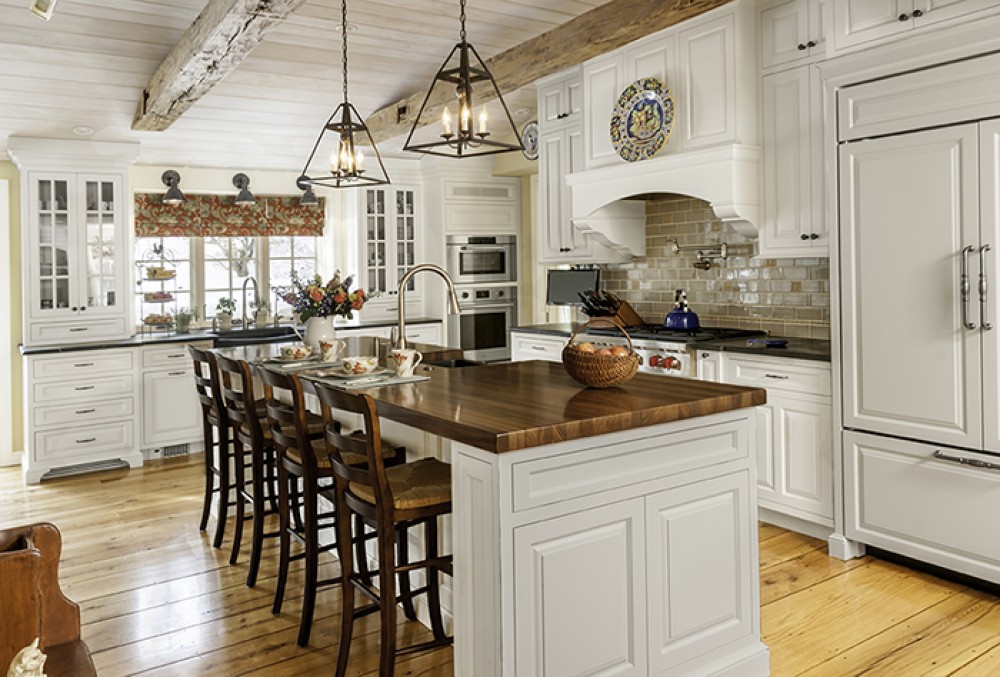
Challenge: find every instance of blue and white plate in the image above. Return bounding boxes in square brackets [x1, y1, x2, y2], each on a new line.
[610, 77, 674, 163]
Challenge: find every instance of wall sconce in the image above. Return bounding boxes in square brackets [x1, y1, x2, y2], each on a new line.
[232, 173, 256, 206]
[297, 176, 319, 206]
[161, 170, 185, 205]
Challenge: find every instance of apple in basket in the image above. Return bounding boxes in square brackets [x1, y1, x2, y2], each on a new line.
[576, 342, 596, 353]
[610, 346, 629, 357]
[595, 348, 613, 356]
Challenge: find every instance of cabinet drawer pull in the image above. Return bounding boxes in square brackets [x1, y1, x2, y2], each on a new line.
[168, 353, 186, 359]
[74, 362, 95, 367]
[532, 346, 547, 351]
[764, 374, 790, 380]
[933, 449, 1000, 472]
[75, 408, 96, 415]
[74, 385, 95, 391]
[75, 437, 96, 444]
[69, 327, 89, 332]
[168, 371, 187, 376]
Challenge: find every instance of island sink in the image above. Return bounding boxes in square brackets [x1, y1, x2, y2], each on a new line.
[213, 325, 298, 347]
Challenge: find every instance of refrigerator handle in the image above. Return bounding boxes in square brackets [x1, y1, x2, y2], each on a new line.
[962, 245, 977, 330]
[980, 244, 993, 331]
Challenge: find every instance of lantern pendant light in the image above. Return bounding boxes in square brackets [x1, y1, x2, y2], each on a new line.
[403, 0, 524, 158]
[297, 0, 389, 191]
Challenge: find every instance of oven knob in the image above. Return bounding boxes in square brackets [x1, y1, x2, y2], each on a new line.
[649, 355, 660, 367]
[498, 290, 505, 297]
[461, 291, 471, 300]
[664, 357, 678, 369]
[636, 355, 644, 366]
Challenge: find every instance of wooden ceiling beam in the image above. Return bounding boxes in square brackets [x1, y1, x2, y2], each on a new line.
[366, 0, 732, 144]
[132, 0, 309, 132]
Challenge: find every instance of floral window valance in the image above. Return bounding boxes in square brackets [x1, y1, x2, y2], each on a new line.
[134, 193, 326, 238]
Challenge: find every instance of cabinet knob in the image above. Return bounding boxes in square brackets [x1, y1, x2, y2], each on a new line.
[797, 43, 807, 50]
[807, 40, 817, 48]
[912, 8, 923, 17]
[701, 352, 710, 358]
[800, 234, 810, 241]
[898, 12, 910, 21]
[71, 306, 78, 311]
[810, 233, 820, 240]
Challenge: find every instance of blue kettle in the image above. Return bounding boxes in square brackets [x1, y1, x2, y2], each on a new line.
[664, 289, 700, 331]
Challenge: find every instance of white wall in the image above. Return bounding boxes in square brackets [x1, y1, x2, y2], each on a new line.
[0, 179, 13, 466]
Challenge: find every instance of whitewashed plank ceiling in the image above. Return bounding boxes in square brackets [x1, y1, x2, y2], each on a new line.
[0, 0, 607, 170]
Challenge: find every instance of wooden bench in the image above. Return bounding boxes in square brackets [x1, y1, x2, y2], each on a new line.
[0, 522, 96, 677]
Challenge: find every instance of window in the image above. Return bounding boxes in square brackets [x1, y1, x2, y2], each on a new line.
[134, 235, 320, 326]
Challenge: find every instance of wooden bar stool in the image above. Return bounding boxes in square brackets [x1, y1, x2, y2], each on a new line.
[189, 345, 234, 549]
[215, 354, 282, 587]
[312, 382, 453, 677]
[257, 368, 401, 647]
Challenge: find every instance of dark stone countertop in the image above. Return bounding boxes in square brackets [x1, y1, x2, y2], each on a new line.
[692, 337, 831, 362]
[512, 324, 831, 363]
[19, 317, 443, 356]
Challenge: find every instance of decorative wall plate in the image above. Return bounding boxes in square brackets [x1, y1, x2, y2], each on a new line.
[610, 77, 674, 163]
[520, 121, 539, 160]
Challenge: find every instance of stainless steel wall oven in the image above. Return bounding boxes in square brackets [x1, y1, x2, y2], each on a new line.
[446, 235, 516, 284]
[448, 286, 517, 362]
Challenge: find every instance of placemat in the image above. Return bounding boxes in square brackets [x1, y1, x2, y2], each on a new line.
[306, 373, 430, 390]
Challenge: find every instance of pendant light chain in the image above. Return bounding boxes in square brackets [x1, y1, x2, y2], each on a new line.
[459, 0, 466, 42]
[341, 0, 349, 103]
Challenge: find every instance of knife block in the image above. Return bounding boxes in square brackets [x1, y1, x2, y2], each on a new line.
[612, 301, 645, 327]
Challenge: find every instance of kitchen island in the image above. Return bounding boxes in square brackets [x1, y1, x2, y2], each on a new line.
[347, 360, 769, 677]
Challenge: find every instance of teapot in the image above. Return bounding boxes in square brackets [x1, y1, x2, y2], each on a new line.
[664, 289, 700, 331]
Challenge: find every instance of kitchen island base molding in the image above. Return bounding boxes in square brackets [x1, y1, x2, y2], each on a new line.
[453, 410, 768, 677]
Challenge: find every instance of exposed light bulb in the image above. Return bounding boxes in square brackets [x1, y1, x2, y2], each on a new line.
[356, 149, 365, 171]
[442, 108, 452, 135]
[478, 109, 487, 134]
[460, 105, 470, 134]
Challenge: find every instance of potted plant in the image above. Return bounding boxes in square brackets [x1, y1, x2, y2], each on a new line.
[173, 307, 198, 334]
[251, 298, 270, 326]
[216, 297, 237, 331]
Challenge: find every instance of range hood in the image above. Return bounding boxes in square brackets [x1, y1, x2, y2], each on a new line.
[566, 144, 762, 257]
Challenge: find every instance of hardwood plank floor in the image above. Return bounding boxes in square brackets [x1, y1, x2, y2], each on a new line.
[4, 454, 1000, 676]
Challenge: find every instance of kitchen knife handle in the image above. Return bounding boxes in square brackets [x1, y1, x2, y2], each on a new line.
[980, 244, 993, 331]
[962, 245, 977, 330]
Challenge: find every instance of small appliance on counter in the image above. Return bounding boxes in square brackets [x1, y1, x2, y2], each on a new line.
[664, 289, 700, 330]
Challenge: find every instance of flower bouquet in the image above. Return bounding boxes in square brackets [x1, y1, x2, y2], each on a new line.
[278, 271, 370, 321]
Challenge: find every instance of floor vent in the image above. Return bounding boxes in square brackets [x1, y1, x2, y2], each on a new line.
[42, 459, 129, 480]
[142, 444, 192, 461]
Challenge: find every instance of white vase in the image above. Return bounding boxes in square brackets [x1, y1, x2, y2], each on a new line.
[296, 315, 336, 352]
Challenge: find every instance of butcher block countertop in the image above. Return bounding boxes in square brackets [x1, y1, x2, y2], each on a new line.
[363, 360, 767, 453]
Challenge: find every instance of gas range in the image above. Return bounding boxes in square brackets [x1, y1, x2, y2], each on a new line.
[585, 324, 766, 377]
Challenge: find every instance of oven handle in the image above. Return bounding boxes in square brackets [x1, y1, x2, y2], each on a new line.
[455, 246, 509, 253]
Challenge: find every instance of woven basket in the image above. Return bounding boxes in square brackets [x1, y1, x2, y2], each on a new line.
[562, 318, 640, 388]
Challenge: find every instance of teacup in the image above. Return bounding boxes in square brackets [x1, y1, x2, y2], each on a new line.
[342, 355, 379, 375]
[389, 348, 423, 377]
[281, 344, 313, 361]
[319, 339, 347, 363]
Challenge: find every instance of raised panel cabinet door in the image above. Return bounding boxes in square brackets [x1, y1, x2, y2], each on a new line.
[537, 130, 567, 261]
[625, 32, 681, 156]
[679, 12, 736, 149]
[756, 404, 778, 503]
[513, 498, 647, 676]
[833, 0, 911, 52]
[920, 0, 1000, 25]
[141, 369, 202, 448]
[583, 53, 624, 169]
[761, 68, 813, 252]
[775, 393, 834, 521]
[646, 471, 757, 673]
[539, 80, 566, 126]
[565, 126, 594, 258]
[695, 350, 722, 381]
[840, 124, 982, 449]
[981, 119, 1000, 453]
[760, 0, 811, 70]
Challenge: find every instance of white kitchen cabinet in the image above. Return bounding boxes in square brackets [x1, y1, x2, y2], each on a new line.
[441, 180, 520, 235]
[23, 347, 141, 484]
[679, 11, 739, 150]
[537, 67, 583, 129]
[139, 343, 206, 452]
[455, 410, 767, 676]
[359, 185, 421, 308]
[513, 498, 648, 676]
[700, 349, 833, 526]
[759, 65, 827, 257]
[536, 126, 595, 263]
[582, 52, 625, 170]
[8, 139, 140, 348]
[832, 0, 1000, 53]
[509, 331, 566, 362]
[759, 0, 827, 71]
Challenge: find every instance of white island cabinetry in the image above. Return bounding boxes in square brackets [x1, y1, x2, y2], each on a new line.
[140, 342, 209, 454]
[510, 330, 565, 362]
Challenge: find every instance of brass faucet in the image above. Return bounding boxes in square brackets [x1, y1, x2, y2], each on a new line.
[396, 264, 461, 350]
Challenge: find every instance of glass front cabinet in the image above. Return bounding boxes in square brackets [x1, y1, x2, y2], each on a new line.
[25, 172, 129, 345]
[361, 186, 421, 313]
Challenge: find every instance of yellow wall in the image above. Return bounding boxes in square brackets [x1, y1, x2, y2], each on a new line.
[1, 161, 23, 454]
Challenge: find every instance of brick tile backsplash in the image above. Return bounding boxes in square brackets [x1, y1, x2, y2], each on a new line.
[600, 195, 831, 339]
